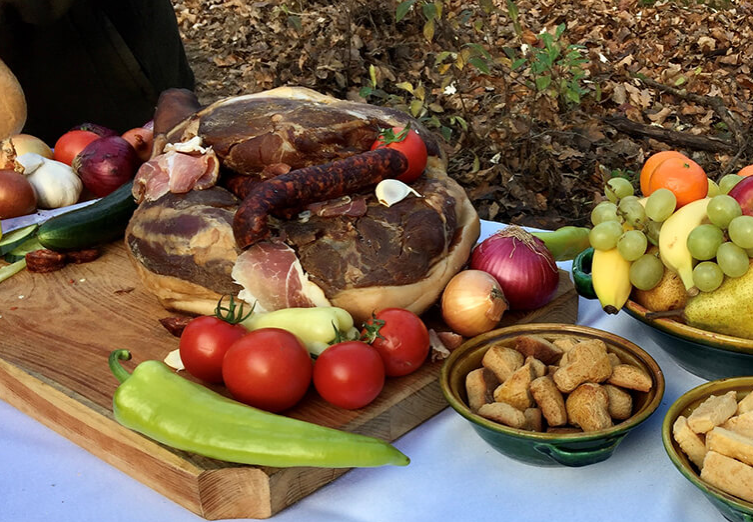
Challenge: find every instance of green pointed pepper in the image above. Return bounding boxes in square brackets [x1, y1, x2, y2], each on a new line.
[532, 226, 591, 261]
[109, 349, 409, 468]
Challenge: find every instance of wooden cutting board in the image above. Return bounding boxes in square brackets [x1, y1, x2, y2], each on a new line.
[0, 241, 578, 519]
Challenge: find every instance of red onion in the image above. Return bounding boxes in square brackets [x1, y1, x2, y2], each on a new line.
[470, 225, 559, 310]
[72, 136, 140, 197]
[69, 122, 118, 137]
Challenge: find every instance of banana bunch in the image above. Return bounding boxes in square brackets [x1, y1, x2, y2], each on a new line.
[590, 197, 712, 313]
[657, 198, 710, 296]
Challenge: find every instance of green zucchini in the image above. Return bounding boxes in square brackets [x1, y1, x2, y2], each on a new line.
[0, 224, 38, 256]
[37, 181, 138, 251]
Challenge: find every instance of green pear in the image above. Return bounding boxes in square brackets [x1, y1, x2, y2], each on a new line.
[684, 261, 753, 339]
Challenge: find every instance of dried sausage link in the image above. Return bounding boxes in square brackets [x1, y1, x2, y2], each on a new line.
[26, 249, 68, 273]
[232, 147, 407, 249]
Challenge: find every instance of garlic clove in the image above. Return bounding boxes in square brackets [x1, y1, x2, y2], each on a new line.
[16, 152, 45, 174]
[163, 348, 185, 371]
[164, 135, 211, 154]
[375, 179, 422, 207]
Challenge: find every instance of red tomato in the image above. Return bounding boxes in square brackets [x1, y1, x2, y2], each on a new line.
[313, 341, 385, 410]
[363, 308, 430, 377]
[370, 126, 428, 183]
[53, 130, 99, 166]
[222, 328, 312, 412]
[179, 316, 247, 384]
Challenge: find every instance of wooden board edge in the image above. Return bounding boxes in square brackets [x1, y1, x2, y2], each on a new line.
[0, 358, 275, 519]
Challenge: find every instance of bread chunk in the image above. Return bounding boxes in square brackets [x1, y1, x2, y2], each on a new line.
[493, 363, 534, 410]
[525, 356, 547, 378]
[552, 337, 579, 354]
[604, 384, 633, 420]
[530, 375, 567, 427]
[607, 352, 622, 367]
[524, 407, 543, 432]
[514, 335, 563, 365]
[673, 415, 707, 469]
[606, 364, 652, 392]
[465, 367, 499, 412]
[687, 391, 738, 434]
[477, 402, 527, 429]
[706, 427, 753, 467]
[553, 340, 612, 393]
[721, 411, 753, 438]
[737, 392, 753, 416]
[482, 345, 524, 383]
[701, 451, 753, 503]
[566, 383, 612, 432]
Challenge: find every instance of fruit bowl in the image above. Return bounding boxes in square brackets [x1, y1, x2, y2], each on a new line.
[624, 299, 753, 381]
[663, 377, 753, 522]
[440, 323, 664, 467]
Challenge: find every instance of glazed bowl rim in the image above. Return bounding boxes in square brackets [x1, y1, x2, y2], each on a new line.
[440, 322, 665, 442]
[625, 299, 753, 355]
[662, 376, 753, 515]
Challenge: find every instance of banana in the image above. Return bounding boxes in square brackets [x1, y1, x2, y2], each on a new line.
[658, 197, 710, 296]
[592, 247, 632, 314]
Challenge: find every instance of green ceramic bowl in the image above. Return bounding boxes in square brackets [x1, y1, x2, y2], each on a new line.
[663, 377, 753, 522]
[625, 299, 753, 381]
[440, 323, 665, 467]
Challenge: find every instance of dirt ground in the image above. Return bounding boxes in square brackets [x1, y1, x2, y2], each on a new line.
[170, 0, 753, 229]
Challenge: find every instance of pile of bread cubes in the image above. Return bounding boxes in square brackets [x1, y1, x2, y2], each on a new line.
[465, 335, 653, 433]
[674, 391, 753, 503]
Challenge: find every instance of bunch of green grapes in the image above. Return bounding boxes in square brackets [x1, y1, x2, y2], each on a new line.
[589, 177, 674, 291]
[688, 194, 753, 292]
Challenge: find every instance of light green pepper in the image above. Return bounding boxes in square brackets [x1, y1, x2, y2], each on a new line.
[242, 306, 357, 356]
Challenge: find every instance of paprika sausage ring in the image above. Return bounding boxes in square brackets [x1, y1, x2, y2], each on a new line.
[125, 87, 480, 323]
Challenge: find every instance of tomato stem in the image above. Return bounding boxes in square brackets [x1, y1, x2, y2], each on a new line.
[214, 295, 254, 324]
[376, 123, 411, 146]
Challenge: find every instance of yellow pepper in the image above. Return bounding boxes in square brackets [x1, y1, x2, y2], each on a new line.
[241, 306, 358, 356]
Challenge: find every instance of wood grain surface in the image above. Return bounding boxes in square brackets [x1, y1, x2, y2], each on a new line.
[0, 241, 578, 519]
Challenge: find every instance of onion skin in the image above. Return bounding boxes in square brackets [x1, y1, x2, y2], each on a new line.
[441, 270, 509, 337]
[470, 226, 559, 311]
[121, 127, 154, 162]
[10, 134, 53, 159]
[73, 136, 140, 197]
[0, 169, 36, 218]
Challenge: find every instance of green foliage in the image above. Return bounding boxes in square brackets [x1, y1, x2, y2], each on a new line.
[510, 23, 591, 107]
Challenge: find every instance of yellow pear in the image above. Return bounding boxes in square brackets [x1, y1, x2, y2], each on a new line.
[684, 261, 753, 340]
[631, 266, 688, 312]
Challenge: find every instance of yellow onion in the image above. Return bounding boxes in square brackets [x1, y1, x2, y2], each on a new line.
[0, 169, 36, 218]
[9, 134, 53, 159]
[441, 270, 509, 337]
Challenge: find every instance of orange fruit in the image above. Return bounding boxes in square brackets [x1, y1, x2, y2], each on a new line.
[647, 156, 708, 207]
[738, 165, 753, 177]
[640, 151, 689, 196]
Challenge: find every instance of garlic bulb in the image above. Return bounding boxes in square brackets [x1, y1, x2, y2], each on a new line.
[375, 179, 422, 207]
[16, 152, 83, 209]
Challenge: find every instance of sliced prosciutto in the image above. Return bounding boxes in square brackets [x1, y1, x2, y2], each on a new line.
[231, 241, 330, 313]
[133, 149, 220, 203]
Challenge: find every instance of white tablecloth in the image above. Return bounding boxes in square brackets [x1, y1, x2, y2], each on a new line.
[1, 221, 722, 522]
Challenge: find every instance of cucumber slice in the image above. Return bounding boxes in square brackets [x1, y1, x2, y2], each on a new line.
[3, 236, 43, 263]
[0, 224, 38, 256]
[0, 259, 27, 283]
